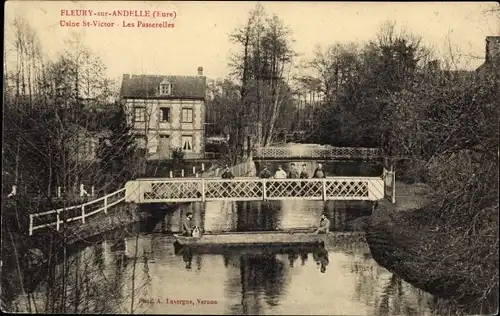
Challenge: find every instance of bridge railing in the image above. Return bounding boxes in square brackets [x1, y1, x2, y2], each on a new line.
[29, 188, 126, 236]
[124, 177, 385, 203]
[252, 146, 384, 159]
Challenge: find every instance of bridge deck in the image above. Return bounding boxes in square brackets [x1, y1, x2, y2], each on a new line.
[125, 177, 385, 203]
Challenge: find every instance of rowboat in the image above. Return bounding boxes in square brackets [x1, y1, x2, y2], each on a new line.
[173, 230, 326, 247]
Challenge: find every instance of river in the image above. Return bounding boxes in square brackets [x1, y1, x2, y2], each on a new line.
[9, 161, 458, 314]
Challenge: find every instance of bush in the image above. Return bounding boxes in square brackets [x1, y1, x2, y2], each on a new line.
[172, 147, 185, 169]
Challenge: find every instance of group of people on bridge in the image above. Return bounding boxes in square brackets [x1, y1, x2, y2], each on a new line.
[259, 163, 326, 179]
[219, 163, 327, 180]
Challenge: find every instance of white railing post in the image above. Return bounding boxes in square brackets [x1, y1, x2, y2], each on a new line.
[56, 211, 60, 231]
[169, 171, 173, 178]
[29, 214, 33, 236]
[201, 179, 205, 202]
[104, 193, 108, 214]
[322, 179, 327, 201]
[263, 180, 267, 200]
[201, 163, 205, 172]
[81, 204, 85, 224]
[193, 166, 196, 175]
[181, 169, 184, 177]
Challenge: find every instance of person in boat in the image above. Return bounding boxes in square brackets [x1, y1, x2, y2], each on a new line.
[314, 213, 330, 234]
[312, 163, 326, 178]
[182, 212, 194, 236]
[274, 165, 287, 179]
[221, 165, 235, 179]
[259, 165, 272, 179]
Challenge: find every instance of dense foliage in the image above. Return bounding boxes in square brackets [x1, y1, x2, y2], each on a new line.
[306, 22, 499, 310]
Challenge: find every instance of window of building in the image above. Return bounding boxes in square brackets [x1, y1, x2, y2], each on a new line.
[181, 108, 193, 123]
[181, 136, 193, 152]
[159, 83, 172, 95]
[159, 107, 170, 122]
[134, 107, 146, 122]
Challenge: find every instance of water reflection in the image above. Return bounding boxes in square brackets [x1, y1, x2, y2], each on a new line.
[312, 244, 329, 273]
[152, 199, 372, 235]
[12, 231, 475, 315]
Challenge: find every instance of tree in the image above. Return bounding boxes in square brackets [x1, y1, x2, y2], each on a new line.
[229, 4, 296, 147]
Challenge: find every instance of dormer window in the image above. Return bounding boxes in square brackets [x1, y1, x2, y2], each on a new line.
[158, 79, 172, 96]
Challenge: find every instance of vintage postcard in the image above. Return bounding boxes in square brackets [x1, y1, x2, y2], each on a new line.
[2, 1, 499, 315]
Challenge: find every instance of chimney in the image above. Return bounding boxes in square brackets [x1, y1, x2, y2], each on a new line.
[197, 66, 203, 76]
[427, 60, 440, 71]
[485, 36, 500, 63]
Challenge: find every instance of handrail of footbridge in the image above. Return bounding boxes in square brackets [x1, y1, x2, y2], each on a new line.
[252, 146, 384, 160]
[124, 177, 386, 204]
[28, 188, 126, 236]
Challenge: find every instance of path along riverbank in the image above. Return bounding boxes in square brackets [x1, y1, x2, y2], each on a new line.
[362, 181, 498, 313]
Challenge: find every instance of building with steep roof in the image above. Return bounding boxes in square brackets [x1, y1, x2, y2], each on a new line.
[120, 67, 207, 159]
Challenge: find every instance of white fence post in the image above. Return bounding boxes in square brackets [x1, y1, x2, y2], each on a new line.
[201, 163, 205, 172]
[29, 214, 33, 236]
[181, 169, 184, 177]
[193, 166, 196, 175]
[392, 172, 396, 204]
[104, 193, 108, 214]
[56, 211, 60, 231]
[169, 171, 173, 178]
[81, 204, 86, 224]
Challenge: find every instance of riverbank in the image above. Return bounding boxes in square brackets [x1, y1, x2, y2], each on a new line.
[364, 181, 498, 313]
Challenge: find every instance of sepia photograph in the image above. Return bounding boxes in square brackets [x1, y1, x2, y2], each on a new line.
[2, 1, 499, 314]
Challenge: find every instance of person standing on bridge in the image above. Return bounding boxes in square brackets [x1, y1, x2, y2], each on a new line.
[299, 164, 309, 179]
[274, 165, 287, 179]
[182, 212, 194, 237]
[221, 165, 235, 179]
[288, 163, 300, 178]
[259, 165, 272, 179]
[288, 163, 300, 196]
[312, 163, 326, 179]
[314, 213, 330, 234]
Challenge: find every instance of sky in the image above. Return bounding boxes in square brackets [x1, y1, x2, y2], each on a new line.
[4, 1, 499, 83]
